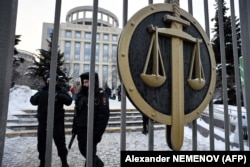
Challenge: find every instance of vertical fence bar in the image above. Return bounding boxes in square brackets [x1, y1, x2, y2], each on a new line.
[239, 0, 250, 150]
[188, 0, 193, 14]
[187, 0, 198, 151]
[203, 0, 215, 151]
[191, 114, 197, 150]
[165, 0, 171, 3]
[120, 85, 127, 150]
[0, 0, 18, 166]
[230, 0, 244, 150]
[147, 0, 154, 151]
[218, 0, 230, 150]
[120, 0, 128, 151]
[45, 0, 62, 166]
[86, 1, 99, 166]
[148, 119, 154, 151]
[208, 101, 215, 151]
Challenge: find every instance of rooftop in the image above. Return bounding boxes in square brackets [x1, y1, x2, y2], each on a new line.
[66, 6, 119, 28]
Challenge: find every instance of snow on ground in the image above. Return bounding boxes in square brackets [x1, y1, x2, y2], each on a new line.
[7, 85, 135, 116]
[6, 85, 249, 151]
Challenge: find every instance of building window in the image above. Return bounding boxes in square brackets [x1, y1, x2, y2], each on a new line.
[96, 33, 100, 40]
[47, 28, 53, 37]
[66, 30, 72, 38]
[112, 45, 117, 63]
[84, 43, 91, 61]
[102, 65, 108, 87]
[85, 11, 92, 18]
[95, 65, 99, 73]
[84, 64, 90, 73]
[64, 63, 70, 76]
[83, 65, 98, 75]
[103, 14, 108, 22]
[73, 13, 77, 20]
[109, 18, 113, 25]
[112, 35, 118, 42]
[79, 12, 84, 19]
[112, 65, 117, 89]
[103, 34, 109, 41]
[75, 31, 81, 39]
[65, 41, 71, 60]
[74, 42, 81, 60]
[103, 44, 109, 62]
[85, 32, 91, 40]
[73, 64, 79, 78]
[95, 44, 99, 62]
[98, 13, 102, 20]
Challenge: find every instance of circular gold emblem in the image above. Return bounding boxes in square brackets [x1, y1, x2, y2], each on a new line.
[118, 3, 216, 150]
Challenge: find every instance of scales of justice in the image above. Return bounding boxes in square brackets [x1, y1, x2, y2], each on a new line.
[118, 2, 216, 151]
[140, 6, 205, 150]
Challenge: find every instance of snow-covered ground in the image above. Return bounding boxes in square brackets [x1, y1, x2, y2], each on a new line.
[6, 85, 249, 151]
[7, 85, 136, 117]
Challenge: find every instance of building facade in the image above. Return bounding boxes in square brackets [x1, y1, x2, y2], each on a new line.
[41, 6, 122, 89]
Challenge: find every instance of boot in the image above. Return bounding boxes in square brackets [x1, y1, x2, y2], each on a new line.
[142, 129, 147, 135]
[142, 126, 148, 135]
[62, 161, 69, 167]
[39, 160, 45, 167]
[61, 157, 69, 167]
[96, 156, 104, 167]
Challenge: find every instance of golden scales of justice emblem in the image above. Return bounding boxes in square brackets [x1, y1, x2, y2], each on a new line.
[117, 2, 216, 151]
[140, 8, 205, 150]
[141, 24, 205, 90]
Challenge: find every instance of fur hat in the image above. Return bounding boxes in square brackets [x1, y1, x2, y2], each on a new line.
[79, 72, 99, 88]
[80, 72, 89, 81]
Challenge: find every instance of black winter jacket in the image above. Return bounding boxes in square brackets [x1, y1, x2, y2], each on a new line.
[30, 84, 72, 119]
[74, 87, 110, 138]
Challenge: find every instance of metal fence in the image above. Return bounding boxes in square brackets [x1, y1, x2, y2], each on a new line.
[0, 0, 250, 166]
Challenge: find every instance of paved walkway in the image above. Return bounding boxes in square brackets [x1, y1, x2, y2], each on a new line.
[3, 133, 122, 167]
[4, 126, 228, 167]
[3, 129, 171, 167]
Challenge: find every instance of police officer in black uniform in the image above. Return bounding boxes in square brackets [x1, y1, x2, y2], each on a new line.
[30, 72, 72, 167]
[72, 72, 110, 167]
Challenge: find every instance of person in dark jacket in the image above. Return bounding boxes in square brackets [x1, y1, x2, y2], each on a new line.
[30, 72, 72, 167]
[72, 72, 110, 167]
[104, 86, 111, 99]
[117, 85, 121, 101]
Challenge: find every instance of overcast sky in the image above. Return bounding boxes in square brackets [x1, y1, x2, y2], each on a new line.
[15, 0, 238, 54]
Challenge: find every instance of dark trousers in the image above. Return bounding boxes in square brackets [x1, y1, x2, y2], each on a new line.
[142, 115, 148, 131]
[77, 127, 103, 167]
[37, 117, 68, 163]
